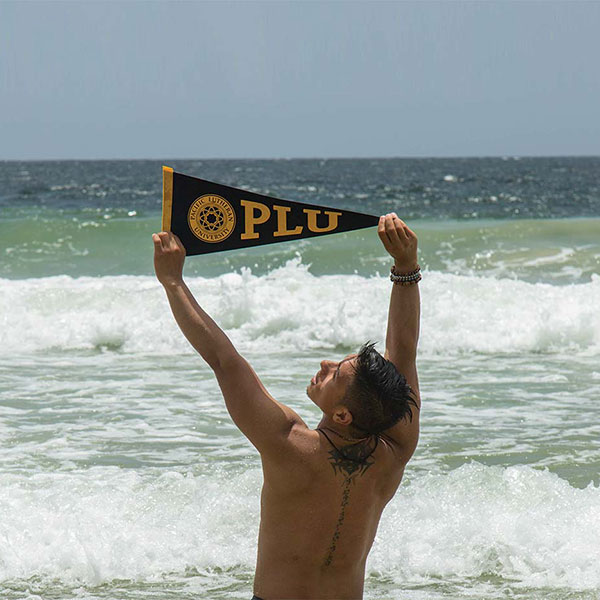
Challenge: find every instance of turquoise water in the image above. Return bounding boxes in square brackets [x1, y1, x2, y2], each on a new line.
[1, 159, 599, 599]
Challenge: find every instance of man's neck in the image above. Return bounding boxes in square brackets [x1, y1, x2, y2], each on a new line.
[316, 417, 371, 443]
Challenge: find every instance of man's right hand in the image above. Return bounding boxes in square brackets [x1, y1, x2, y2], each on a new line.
[378, 213, 418, 272]
[152, 231, 186, 287]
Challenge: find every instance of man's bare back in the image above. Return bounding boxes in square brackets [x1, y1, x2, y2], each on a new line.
[153, 212, 420, 600]
[254, 427, 406, 599]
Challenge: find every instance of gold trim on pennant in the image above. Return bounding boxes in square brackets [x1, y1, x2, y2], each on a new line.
[162, 166, 174, 231]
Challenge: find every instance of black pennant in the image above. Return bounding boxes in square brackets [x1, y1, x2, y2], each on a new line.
[161, 166, 379, 256]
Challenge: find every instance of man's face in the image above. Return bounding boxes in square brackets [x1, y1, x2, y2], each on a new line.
[306, 354, 358, 414]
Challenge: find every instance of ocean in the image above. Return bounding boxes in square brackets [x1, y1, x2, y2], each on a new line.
[0, 157, 599, 600]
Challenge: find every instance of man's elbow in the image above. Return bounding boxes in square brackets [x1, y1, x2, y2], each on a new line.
[210, 348, 242, 376]
[385, 344, 417, 365]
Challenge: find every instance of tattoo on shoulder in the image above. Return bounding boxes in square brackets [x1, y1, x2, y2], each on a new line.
[325, 440, 376, 480]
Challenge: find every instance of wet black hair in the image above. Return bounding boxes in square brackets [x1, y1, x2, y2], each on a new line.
[344, 341, 419, 436]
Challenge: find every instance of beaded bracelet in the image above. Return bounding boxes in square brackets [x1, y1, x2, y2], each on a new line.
[390, 264, 421, 286]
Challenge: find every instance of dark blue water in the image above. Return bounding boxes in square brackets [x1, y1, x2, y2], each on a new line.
[2, 156, 599, 220]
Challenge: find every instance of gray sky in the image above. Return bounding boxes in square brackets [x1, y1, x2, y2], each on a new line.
[1, 0, 599, 160]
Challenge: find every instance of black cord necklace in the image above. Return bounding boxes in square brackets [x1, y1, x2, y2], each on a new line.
[316, 427, 379, 464]
[320, 427, 370, 443]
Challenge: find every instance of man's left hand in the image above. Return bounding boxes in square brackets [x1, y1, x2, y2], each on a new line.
[152, 231, 186, 287]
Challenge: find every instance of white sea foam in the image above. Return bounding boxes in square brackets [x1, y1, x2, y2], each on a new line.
[0, 463, 598, 590]
[372, 463, 600, 590]
[1, 261, 599, 356]
[0, 467, 261, 585]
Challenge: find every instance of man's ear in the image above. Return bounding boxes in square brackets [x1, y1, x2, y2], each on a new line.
[332, 406, 353, 426]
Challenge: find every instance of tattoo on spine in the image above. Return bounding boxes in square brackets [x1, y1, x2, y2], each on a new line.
[322, 438, 376, 567]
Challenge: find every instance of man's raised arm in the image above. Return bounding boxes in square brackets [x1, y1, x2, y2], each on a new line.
[378, 214, 421, 461]
[152, 232, 305, 454]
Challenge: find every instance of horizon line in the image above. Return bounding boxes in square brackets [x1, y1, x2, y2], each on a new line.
[2, 153, 600, 163]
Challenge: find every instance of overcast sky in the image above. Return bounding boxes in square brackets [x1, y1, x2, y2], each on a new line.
[1, 0, 599, 160]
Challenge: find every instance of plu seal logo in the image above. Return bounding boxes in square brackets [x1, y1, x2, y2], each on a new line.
[188, 194, 236, 243]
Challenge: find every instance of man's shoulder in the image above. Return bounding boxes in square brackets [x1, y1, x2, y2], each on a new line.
[287, 424, 321, 462]
[260, 424, 407, 501]
[258, 422, 317, 461]
[259, 421, 410, 466]
[289, 424, 407, 472]
[259, 424, 318, 492]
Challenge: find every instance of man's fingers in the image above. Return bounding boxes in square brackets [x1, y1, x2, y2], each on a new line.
[152, 233, 163, 251]
[396, 217, 417, 240]
[378, 215, 388, 238]
[384, 214, 403, 246]
[404, 225, 416, 239]
[168, 233, 185, 254]
[172, 233, 186, 254]
[154, 231, 186, 255]
[156, 231, 169, 249]
[378, 216, 394, 254]
[158, 231, 178, 250]
[392, 214, 410, 240]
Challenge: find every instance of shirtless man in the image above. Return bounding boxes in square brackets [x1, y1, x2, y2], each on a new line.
[152, 212, 421, 600]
